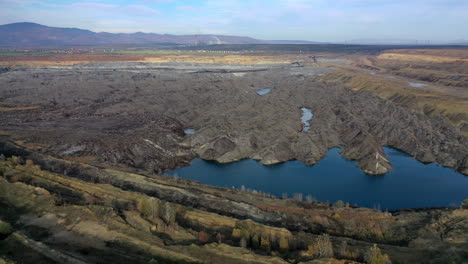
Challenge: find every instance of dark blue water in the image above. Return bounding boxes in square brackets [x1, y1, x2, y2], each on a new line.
[165, 147, 468, 210]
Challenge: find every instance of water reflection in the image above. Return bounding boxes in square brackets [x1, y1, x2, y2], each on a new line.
[165, 147, 468, 210]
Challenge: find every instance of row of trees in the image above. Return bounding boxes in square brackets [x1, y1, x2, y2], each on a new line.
[228, 227, 391, 264]
[136, 197, 176, 226]
[238, 185, 275, 198]
[238, 184, 352, 207]
[231, 228, 291, 252]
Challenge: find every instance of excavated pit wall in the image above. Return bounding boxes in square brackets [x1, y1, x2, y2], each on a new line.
[0, 62, 466, 176]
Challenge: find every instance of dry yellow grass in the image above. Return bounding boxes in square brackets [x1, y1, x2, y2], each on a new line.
[0, 54, 297, 68]
[0, 106, 39, 111]
[383, 48, 468, 57]
[378, 53, 468, 63]
[13, 140, 48, 151]
[143, 55, 294, 64]
[183, 209, 237, 229]
[0, 130, 11, 136]
[329, 49, 468, 132]
[63, 155, 97, 164]
[321, 69, 468, 128]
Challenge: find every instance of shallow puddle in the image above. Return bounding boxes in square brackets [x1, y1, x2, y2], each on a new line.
[184, 129, 195, 135]
[256, 88, 271, 95]
[409, 82, 428, 88]
[300, 108, 313, 132]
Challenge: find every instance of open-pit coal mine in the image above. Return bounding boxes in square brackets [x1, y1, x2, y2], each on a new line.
[0, 54, 467, 264]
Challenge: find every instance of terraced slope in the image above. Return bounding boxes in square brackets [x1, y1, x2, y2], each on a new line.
[0, 140, 467, 263]
[1, 61, 467, 175]
[328, 49, 468, 133]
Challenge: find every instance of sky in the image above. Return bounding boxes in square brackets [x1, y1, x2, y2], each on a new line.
[0, 0, 467, 42]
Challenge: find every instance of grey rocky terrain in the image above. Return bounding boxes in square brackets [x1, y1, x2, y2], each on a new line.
[0, 62, 467, 175]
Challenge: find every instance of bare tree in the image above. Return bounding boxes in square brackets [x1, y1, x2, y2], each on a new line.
[240, 237, 247, 248]
[334, 200, 345, 208]
[364, 244, 391, 264]
[149, 197, 160, 219]
[293, 193, 303, 201]
[315, 234, 334, 258]
[339, 240, 347, 257]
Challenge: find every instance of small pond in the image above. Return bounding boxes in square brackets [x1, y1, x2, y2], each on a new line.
[256, 88, 271, 95]
[409, 82, 428, 88]
[184, 129, 196, 135]
[301, 108, 313, 132]
[165, 147, 468, 210]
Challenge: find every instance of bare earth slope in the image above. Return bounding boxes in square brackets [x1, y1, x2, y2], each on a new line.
[0, 61, 467, 175]
[0, 49, 467, 264]
[0, 140, 467, 264]
[0, 61, 466, 175]
[329, 48, 468, 133]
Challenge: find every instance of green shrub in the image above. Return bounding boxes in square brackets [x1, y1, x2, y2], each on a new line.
[279, 235, 289, 253]
[0, 220, 12, 236]
[261, 235, 271, 252]
[251, 234, 260, 249]
[8, 156, 23, 165]
[137, 197, 151, 217]
[240, 228, 250, 241]
[231, 228, 241, 241]
[137, 197, 161, 219]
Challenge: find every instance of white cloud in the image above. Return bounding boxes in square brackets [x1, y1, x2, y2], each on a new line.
[69, 2, 160, 16]
[0, 0, 467, 42]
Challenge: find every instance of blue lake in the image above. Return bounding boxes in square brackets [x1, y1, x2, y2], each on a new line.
[256, 88, 271, 95]
[165, 147, 468, 210]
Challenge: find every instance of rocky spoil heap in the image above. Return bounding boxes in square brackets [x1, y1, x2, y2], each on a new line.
[0, 63, 466, 175]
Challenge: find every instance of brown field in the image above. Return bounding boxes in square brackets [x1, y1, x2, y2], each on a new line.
[143, 55, 295, 64]
[321, 69, 468, 124]
[1, 48, 466, 133]
[327, 48, 468, 134]
[377, 52, 468, 63]
[381, 48, 468, 58]
[0, 53, 301, 68]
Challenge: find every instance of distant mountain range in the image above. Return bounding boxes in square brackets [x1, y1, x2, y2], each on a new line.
[0, 22, 269, 47]
[1, 22, 466, 47]
[0, 22, 325, 47]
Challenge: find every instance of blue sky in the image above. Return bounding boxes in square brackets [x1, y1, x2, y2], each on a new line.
[0, 0, 467, 42]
